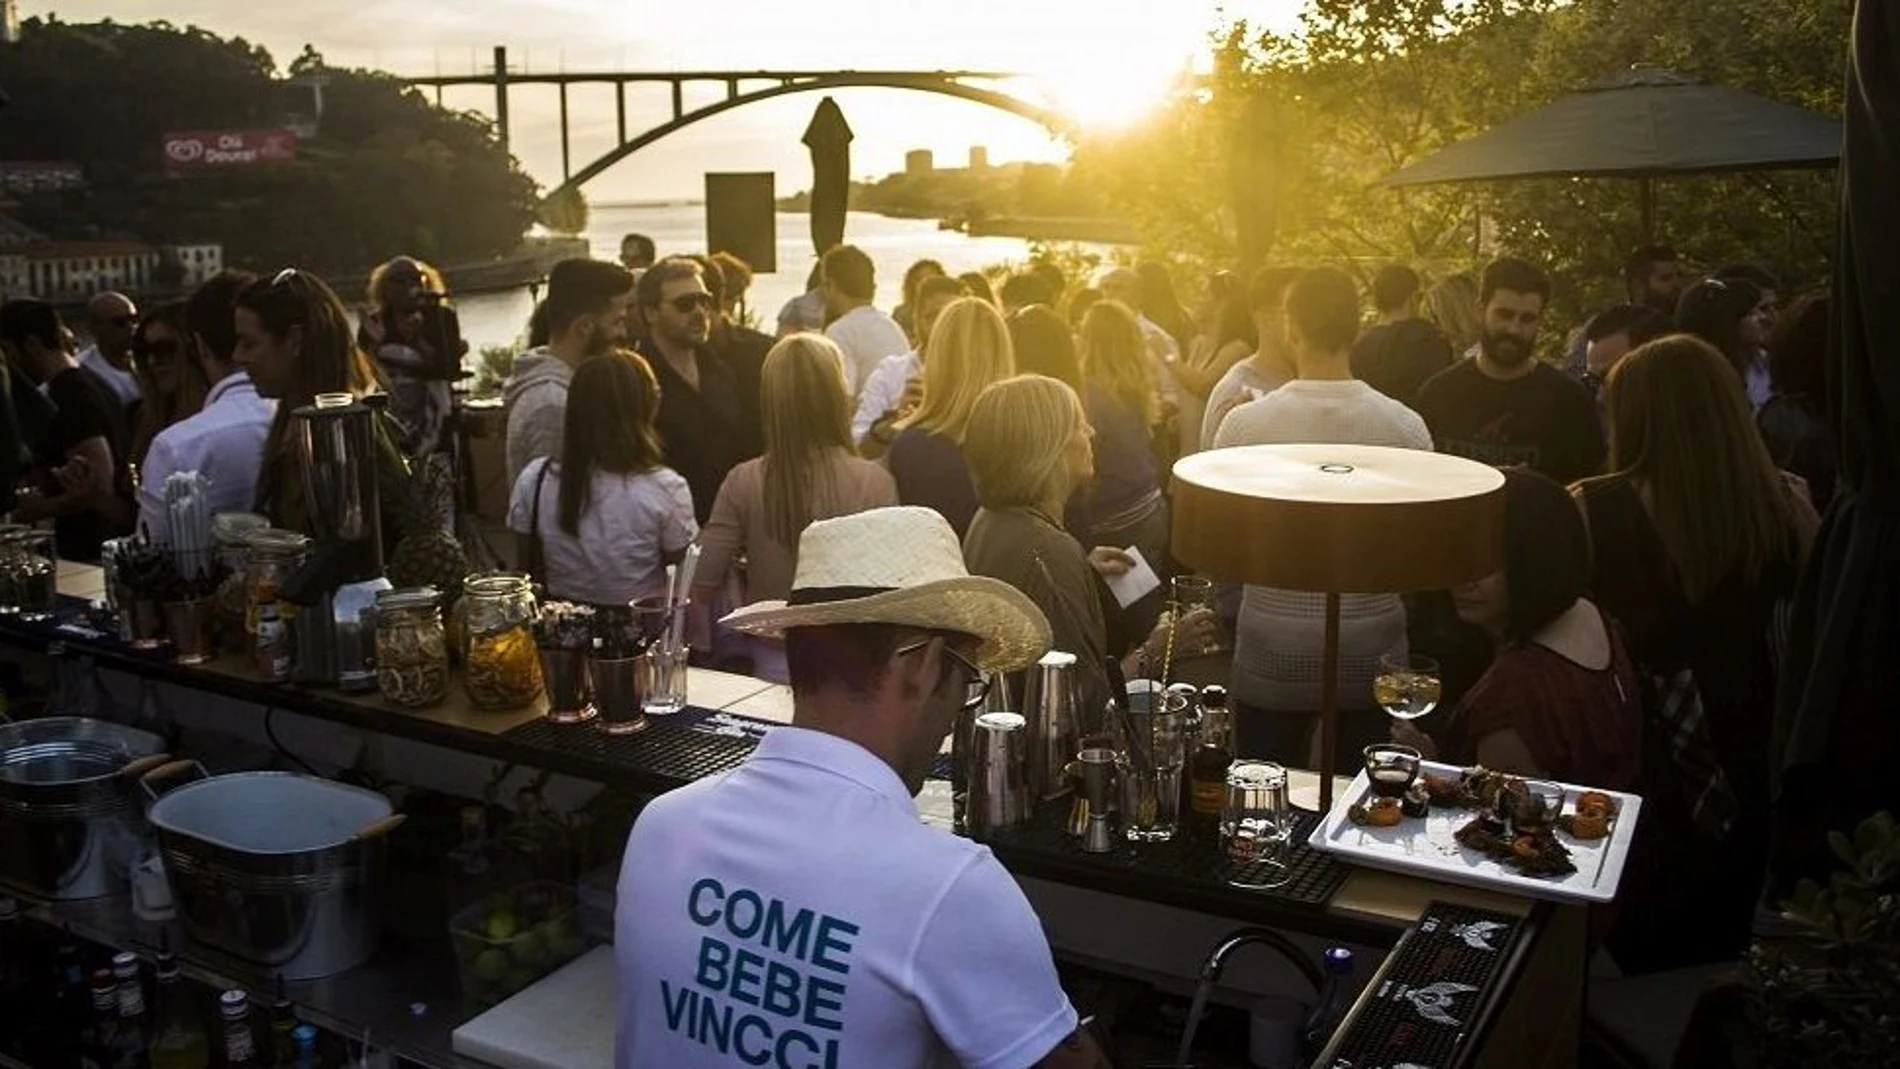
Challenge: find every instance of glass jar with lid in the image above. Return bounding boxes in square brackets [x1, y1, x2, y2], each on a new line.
[244, 528, 311, 641]
[213, 513, 270, 647]
[460, 573, 542, 710]
[375, 586, 448, 707]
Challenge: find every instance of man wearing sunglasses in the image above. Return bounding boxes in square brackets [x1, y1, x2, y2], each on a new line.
[617, 507, 1107, 1069]
[78, 292, 142, 410]
[636, 257, 752, 524]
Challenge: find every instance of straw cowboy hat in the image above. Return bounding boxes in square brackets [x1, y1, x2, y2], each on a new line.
[720, 506, 1051, 673]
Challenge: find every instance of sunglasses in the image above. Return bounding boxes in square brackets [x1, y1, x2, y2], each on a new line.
[896, 637, 992, 711]
[107, 315, 138, 329]
[669, 292, 715, 315]
[136, 338, 182, 359]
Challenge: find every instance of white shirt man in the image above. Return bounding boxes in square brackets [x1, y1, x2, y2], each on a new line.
[851, 350, 921, 446]
[616, 507, 1103, 1069]
[825, 304, 909, 397]
[136, 372, 275, 536]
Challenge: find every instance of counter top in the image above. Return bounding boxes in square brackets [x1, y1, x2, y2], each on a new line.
[25, 570, 1532, 939]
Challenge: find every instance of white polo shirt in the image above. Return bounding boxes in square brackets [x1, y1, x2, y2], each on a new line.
[616, 726, 1077, 1069]
[825, 305, 910, 397]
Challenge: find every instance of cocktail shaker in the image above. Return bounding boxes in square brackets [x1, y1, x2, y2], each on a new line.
[951, 671, 1013, 833]
[967, 711, 1029, 835]
[1023, 651, 1081, 802]
[1076, 747, 1117, 853]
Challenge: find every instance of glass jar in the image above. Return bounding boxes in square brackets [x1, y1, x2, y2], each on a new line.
[245, 529, 310, 642]
[375, 587, 449, 708]
[0, 529, 56, 619]
[213, 513, 270, 645]
[461, 573, 541, 710]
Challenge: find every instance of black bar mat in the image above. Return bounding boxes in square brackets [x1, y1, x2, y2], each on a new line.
[1322, 901, 1526, 1067]
[502, 714, 757, 785]
[979, 802, 1349, 909]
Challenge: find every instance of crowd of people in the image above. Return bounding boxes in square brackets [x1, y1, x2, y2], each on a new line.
[0, 229, 1834, 1061]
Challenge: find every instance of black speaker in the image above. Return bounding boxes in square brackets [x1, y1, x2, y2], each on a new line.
[704, 172, 777, 274]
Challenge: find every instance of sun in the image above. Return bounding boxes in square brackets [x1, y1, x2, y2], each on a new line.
[1019, 53, 1190, 133]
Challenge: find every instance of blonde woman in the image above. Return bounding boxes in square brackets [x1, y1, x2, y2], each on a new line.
[963, 375, 1217, 714]
[693, 334, 896, 680]
[886, 297, 1016, 536]
[1423, 272, 1482, 358]
[1075, 300, 1168, 567]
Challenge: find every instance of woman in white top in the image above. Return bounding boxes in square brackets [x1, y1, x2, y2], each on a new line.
[1211, 267, 1432, 772]
[507, 350, 698, 606]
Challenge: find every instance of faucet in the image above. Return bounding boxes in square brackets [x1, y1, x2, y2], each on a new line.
[1173, 926, 1325, 1069]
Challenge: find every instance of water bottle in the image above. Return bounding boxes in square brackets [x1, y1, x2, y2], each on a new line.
[1300, 946, 1355, 1059]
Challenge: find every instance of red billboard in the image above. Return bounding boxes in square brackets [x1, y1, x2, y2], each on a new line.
[162, 130, 299, 172]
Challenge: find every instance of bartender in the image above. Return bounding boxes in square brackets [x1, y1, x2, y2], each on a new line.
[615, 507, 1107, 1069]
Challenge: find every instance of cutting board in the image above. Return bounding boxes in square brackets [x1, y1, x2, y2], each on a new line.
[452, 945, 619, 1069]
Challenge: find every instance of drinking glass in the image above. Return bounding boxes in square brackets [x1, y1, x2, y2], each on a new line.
[631, 596, 689, 716]
[1169, 575, 1226, 655]
[1119, 691, 1188, 842]
[5, 529, 57, 621]
[1222, 760, 1294, 889]
[1362, 743, 1422, 799]
[1373, 652, 1442, 722]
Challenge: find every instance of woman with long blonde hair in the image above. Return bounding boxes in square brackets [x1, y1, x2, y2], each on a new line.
[887, 297, 1015, 536]
[962, 375, 1216, 712]
[693, 334, 896, 679]
[1576, 333, 1816, 974]
[1423, 272, 1482, 357]
[1074, 299, 1171, 615]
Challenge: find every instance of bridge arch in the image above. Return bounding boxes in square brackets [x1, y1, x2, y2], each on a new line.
[541, 73, 1072, 205]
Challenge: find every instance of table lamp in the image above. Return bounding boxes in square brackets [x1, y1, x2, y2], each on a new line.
[1171, 444, 1506, 811]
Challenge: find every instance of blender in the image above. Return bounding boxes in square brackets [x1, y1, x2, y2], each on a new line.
[280, 393, 391, 690]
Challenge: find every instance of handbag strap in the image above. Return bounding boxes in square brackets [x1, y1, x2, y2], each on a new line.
[523, 459, 553, 583]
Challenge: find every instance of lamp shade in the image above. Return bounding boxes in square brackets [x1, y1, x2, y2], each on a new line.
[1171, 444, 1506, 594]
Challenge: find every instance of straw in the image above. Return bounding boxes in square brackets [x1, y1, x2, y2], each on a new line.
[669, 544, 701, 651]
[660, 563, 680, 652]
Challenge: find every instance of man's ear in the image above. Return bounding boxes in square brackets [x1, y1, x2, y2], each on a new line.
[891, 636, 944, 702]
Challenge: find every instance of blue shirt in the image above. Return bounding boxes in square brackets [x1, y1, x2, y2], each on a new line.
[616, 727, 1077, 1069]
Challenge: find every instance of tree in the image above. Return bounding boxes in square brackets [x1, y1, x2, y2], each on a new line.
[1077, 0, 1850, 335]
[1, 18, 540, 279]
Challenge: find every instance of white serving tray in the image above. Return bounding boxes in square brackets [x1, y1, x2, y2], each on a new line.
[1310, 760, 1643, 905]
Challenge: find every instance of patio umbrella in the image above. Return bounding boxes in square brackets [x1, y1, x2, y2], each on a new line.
[803, 97, 854, 259]
[1377, 66, 1842, 237]
[1770, 1, 1900, 888]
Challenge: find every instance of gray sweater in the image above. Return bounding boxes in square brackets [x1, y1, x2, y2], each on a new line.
[503, 348, 572, 488]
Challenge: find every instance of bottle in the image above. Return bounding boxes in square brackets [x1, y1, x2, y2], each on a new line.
[112, 951, 152, 1069]
[219, 990, 258, 1068]
[289, 1024, 320, 1069]
[1301, 946, 1356, 1059]
[266, 994, 300, 1069]
[46, 939, 94, 1067]
[0, 898, 39, 1059]
[255, 604, 290, 682]
[1187, 685, 1234, 838]
[80, 969, 123, 1069]
[147, 952, 207, 1069]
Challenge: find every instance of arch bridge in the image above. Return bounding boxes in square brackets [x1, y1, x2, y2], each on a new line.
[403, 48, 1073, 205]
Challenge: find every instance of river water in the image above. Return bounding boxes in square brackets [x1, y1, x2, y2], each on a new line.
[453, 202, 1117, 353]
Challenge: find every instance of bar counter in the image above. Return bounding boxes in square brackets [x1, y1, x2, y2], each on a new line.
[1, 566, 1585, 1069]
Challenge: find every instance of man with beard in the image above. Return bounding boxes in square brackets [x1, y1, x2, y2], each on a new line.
[638, 257, 750, 523]
[1416, 257, 1605, 484]
[504, 258, 635, 485]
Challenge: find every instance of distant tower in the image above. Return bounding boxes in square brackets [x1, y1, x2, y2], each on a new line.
[968, 146, 989, 171]
[905, 149, 934, 176]
[2, 0, 19, 44]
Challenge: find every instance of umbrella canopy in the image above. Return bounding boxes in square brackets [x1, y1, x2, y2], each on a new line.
[1378, 66, 1841, 187]
[803, 97, 854, 259]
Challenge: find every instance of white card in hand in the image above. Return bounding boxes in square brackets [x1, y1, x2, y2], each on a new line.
[1103, 546, 1162, 609]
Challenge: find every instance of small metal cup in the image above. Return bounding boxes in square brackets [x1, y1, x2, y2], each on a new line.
[1077, 747, 1118, 854]
[589, 655, 647, 736]
[967, 711, 1029, 836]
[537, 647, 595, 724]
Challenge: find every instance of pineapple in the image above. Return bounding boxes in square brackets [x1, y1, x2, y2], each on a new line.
[387, 453, 473, 602]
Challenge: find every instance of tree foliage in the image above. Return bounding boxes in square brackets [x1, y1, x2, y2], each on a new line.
[1, 18, 542, 277]
[1077, 0, 1851, 331]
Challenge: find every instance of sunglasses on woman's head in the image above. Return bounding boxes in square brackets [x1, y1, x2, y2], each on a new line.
[669, 292, 715, 315]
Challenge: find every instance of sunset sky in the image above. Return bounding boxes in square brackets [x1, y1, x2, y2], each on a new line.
[24, 0, 1304, 200]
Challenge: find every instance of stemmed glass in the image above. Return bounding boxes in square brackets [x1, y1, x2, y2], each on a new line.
[1373, 652, 1442, 724]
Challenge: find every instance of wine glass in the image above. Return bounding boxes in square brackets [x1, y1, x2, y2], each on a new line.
[1373, 652, 1442, 723]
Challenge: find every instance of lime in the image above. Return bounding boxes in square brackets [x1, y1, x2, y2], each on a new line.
[511, 930, 546, 967]
[484, 910, 519, 941]
[473, 948, 511, 983]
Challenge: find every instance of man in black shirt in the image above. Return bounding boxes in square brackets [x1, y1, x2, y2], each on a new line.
[1350, 263, 1453, 410]
[635, 258, 753, 524]
[1415, 257, 1605, 485]
[0, 298, 132, 560]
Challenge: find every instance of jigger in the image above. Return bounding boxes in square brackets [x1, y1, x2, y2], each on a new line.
[1077, 747, 1117, 854]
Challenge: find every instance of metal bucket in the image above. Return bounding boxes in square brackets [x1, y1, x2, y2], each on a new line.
[145, 767, 405, 979]
[0, 718, 167, 899]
